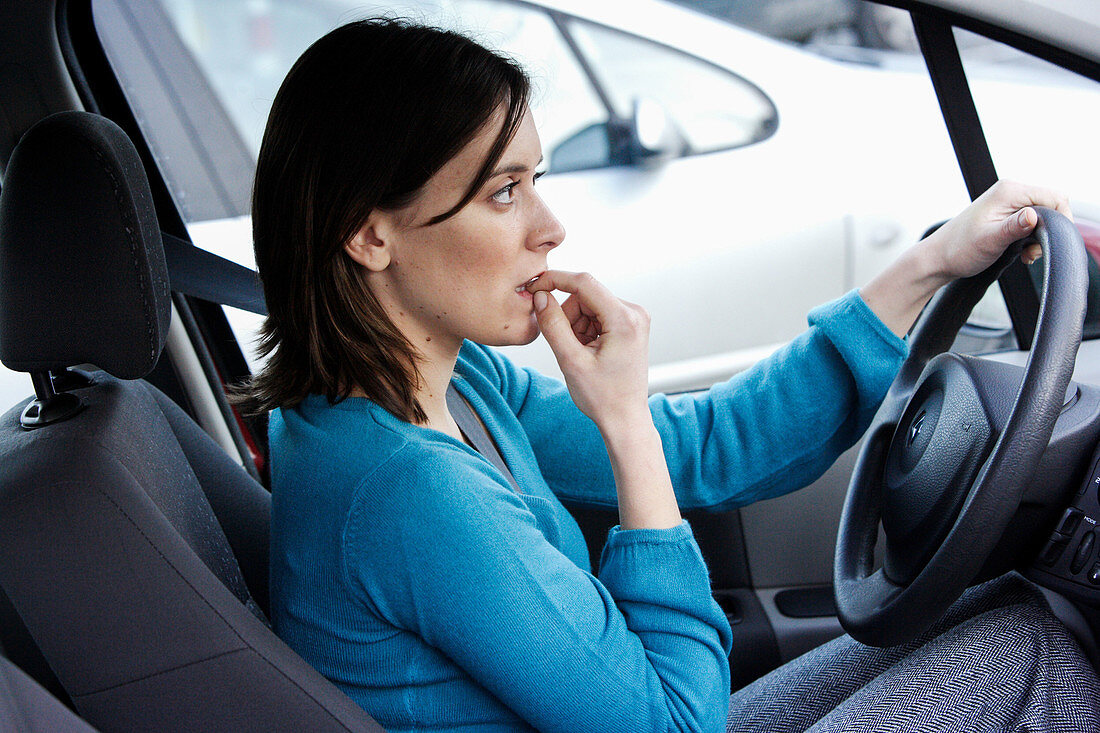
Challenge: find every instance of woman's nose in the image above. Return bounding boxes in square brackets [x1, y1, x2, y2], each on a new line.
[527, 194, 565, 252]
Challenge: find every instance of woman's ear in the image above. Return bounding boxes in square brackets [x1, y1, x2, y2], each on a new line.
[345, 213, 394, 271]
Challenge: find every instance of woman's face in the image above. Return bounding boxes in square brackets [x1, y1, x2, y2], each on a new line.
[357, 108, 564, 355]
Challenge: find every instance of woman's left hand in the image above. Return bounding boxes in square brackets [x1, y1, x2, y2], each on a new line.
[861, 180, 1073, 338]
[923, 179, 1073, 280]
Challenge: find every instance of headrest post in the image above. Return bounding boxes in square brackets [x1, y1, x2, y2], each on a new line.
[30, 371, 56, 402]
[20, 371, 84, 430]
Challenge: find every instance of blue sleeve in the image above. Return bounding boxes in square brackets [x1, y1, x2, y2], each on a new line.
[343, 449, 733, 733]
[472, 289, 907, 510]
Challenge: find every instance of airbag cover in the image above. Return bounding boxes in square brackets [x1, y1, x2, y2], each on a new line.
[882, 353, 994, 584]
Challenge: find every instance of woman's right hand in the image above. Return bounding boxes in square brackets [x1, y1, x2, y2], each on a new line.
[528, 270, 652, 432]
[530, 270, 681, 530]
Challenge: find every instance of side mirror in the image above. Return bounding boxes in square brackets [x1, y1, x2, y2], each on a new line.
[625, 96, 687, 166]
[548, 122, 612, 174]
[547, 97, 687, 174]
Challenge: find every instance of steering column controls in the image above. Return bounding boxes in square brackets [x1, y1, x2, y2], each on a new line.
[1031, 452, 1100, 591]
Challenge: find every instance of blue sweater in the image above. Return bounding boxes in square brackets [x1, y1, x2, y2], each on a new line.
[269, 290, 907, 732]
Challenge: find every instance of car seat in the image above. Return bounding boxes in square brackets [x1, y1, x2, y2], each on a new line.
[0, 111, 384, 731]
[0, 653, 99, 732]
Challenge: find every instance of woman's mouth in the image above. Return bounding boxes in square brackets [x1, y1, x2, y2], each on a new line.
[515, 274, 542, 299]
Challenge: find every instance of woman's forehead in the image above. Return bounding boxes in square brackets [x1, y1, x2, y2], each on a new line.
[441, 109, 538, 188]
[412, 109, 541, 219]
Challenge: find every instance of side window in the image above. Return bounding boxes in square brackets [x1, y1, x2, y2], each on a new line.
[158, 1, 333, 156]
[162, 0, 609, 178]
[565, 18, 778, 154]
[100, 0, 610, 369]
[91, 0, 1009, 395]
[957, 27, 1100, 223]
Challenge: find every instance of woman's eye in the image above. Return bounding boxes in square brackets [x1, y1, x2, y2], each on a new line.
[491, 182, 518, 205]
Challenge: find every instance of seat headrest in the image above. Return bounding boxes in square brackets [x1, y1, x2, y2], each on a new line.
[0, 111, 170, 379]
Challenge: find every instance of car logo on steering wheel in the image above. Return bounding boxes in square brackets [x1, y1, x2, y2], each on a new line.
[908, 410, 927, 446]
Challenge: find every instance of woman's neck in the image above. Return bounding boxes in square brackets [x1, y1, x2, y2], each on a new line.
[413, 347, 462, 431]
[409, 335, 465, 440]
[365, 278, 466, 437]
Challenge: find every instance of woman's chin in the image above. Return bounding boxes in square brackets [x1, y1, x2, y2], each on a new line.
[483, 315, 540, 347]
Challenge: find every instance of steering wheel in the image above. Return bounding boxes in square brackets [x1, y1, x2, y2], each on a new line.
[834, 207, 1088, 647]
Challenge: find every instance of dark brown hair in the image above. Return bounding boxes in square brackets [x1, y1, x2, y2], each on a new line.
[236, 18, 530, 421]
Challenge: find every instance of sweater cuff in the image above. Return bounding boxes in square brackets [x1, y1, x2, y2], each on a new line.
[598, 520, 710, 586]
[809, 289, 908, 356]
[604, 519, 695, 548]
[808, 289, 908, 403]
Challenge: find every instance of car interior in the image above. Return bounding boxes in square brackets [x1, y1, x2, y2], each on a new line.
[0, 1, 1098, 731]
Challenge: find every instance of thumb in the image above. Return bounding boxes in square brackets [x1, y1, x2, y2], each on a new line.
[1006, 206, 1037, 240]
[534, 291, 582, 362]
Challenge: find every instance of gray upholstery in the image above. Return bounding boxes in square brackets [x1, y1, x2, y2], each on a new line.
[0, 655, 98, 732]
[0, 111, 384, 731]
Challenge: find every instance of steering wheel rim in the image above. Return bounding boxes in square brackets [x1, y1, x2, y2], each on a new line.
[834, 207, 1089, 647]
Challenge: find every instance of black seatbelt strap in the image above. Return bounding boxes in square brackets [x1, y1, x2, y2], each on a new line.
[911, 9, 1039, 348]
[446, 384, 522, 494]
[911, 12, 997, 199]
[160, 231, 268, 315]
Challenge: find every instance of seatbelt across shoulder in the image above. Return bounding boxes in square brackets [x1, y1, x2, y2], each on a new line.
[446, 384, 522, 494]
[160, 230, 267, 315]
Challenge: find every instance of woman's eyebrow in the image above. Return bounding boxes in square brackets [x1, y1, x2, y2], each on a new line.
[490, 156, 544, 177]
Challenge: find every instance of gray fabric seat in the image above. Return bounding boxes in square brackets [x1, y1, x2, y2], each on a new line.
[0, 654, 98, 732]
[0, 111, 383, 731]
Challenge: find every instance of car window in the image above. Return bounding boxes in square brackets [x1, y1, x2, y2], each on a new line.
[446, 1, 608, 164]
[152, 0, 610, 186]
[90, 0, 987, 396]
[156, 0, 599, 159]
[100, 0, 609, 371]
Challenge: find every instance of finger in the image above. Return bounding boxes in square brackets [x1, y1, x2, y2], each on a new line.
[532, 277, 586, 331]
[1022, 243, 1043, 265]
[531, 269, 615, 302]
[533, 290, 584, 361]
[560, 292, 584, 325]
[554, 290, 606, 345]
[578, 315, 600, 345]
[997, 180, 1074, 221]
[526, 270, 572, 293]
[529, 271, 611, 313]
[530, 270, 604, 296]
[1025, 189, 1074, 221]
[532, 270, 626, 329]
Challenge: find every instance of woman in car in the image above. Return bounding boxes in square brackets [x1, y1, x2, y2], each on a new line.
[243, 17, 1098, 733]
